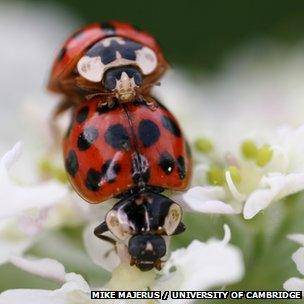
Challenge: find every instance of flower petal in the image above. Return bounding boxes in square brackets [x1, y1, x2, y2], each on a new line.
[0, 276, 91, 304]
[0, 289, 65, 304]
[292, 248, 304, 276]
[243, 173, 304, 219]
[288, 234, 304, 246]
[159, 226, 244, 291]
[83, 222, 120, 272]
[9, 255, 66, 282]
[0, 260, 91, 304]
[0, 143, 68, 220]
[284, 277, 304, 293]
[0, 219, 35, 265]
[176, 186, 238, 214]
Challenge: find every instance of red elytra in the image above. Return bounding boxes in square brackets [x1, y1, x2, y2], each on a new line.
[63, 97, 192, 204]
[48, 21, 168, 94]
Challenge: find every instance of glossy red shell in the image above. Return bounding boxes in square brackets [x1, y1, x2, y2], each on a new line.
[48, 21, 168, 93]
[63, 98, 192, 204]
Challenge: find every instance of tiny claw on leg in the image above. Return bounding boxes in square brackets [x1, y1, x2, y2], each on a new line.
[97, 99, 115, 109]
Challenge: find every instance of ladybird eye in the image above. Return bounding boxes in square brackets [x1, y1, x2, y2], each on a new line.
[104, 72, 117, 91]
[125, 67, 143, 86]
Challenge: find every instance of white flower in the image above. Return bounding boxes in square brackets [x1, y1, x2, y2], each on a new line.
[0, 225, 244, 304]
[0, 142, 69, 264]
[284, 234, 304, 293]
[178, 123, 304, 219]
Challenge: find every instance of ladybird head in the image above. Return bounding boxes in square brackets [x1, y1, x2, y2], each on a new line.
[128, 234, 166, 271]
[104, 191, 184, 271]
[76, 36, 157, 101]
[103, 66, 143, 102]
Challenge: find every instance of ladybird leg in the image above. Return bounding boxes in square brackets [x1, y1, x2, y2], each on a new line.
[97, 99, 109, 108]
[94, 221, 116, 245]
[144, 95, 159, 111]
[97, 97, 116, 109]
[172, 222, 186, 235]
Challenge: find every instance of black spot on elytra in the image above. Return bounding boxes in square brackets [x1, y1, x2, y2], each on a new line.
[77, 127, 99, 151]
[76, 106, 89, 123]
[57, 47, 66, 61]
[96, 101, 118, 114]
[101, 160, 121, 183]
[177, 156, 186, 180]
[85, 160, 121, 191]
[100, 22, 116, 35]
[85, 168, 102, 191]
[138, 120, 160, 147]
[161, 116, 181, 137]
[105, 124, 130, 150]
[65, 150, 79, 176]
[159, 152, 175, 175]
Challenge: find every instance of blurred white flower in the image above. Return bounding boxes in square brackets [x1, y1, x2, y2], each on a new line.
[284, 234, 304, 293]
[0, 142, 69, 264]
[177, 123, 304, 219]
[0, 225, 244, 304]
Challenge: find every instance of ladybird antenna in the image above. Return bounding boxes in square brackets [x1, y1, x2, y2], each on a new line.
[85, 91, 116, 100]
[142, 81, 161, 90]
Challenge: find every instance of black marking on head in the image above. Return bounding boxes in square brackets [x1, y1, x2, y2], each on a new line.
[159, 152, 175, 175]
[104, 66, 143, 91]
[86, 38, 143, 65]
[85, 168, 102, 191]
[161, 116, 181, 137]
[176, 156, 186, 180]
[101, 160, 121, 183]
[128, 235, 166, 271]
[100, 22, 116, 35]
[138, 120, 160, 147]
[96, 101, 118, 114]
[77, 127, 99, 151]
[76, 106, 89, 123]
[57, 47, 66, 61]
[131, 153, 150, 184]
[65, 150, 79, 176]
[105, 124, 130, 150]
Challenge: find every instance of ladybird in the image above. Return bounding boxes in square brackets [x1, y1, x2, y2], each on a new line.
[48, 21, 168, 116]
[63, 97, 192, 271]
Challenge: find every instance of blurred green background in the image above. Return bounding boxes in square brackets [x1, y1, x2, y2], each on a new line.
[26, 0, 304, 70]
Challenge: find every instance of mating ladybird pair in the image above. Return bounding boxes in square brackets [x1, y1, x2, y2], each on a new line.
[48, 21, 192, 271]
